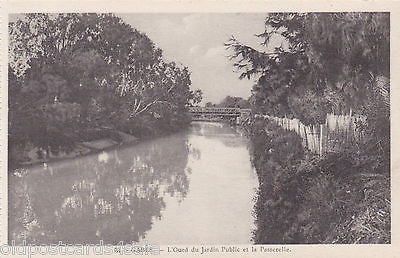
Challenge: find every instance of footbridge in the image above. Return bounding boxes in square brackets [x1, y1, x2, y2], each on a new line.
[188, 107, 251, 123]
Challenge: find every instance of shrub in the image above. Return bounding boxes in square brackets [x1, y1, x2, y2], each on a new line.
[250, 117, 390, 244]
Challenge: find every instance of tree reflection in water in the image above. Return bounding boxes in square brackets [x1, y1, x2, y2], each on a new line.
[9, 132, 194, 244]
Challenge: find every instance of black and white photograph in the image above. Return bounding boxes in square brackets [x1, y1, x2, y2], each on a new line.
[4, 5, 393, 255]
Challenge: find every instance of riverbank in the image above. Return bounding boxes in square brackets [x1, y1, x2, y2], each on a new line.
[9, 120, 197, 170]
[246, 118, 390, 244]
[9, 130, 139, 170]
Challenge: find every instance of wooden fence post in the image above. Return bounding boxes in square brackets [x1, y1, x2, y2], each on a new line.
[320, 124, 323, 156]
[304, 125, 308, 148]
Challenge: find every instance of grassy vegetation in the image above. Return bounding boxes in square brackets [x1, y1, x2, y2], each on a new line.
[246, 118, 390, 244]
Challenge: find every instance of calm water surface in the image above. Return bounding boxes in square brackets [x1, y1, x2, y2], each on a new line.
[9, 122, 258, 244]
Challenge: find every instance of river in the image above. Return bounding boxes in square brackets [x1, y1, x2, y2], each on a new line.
[9, 122, 258, 245]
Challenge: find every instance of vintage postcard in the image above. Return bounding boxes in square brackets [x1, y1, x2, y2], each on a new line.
[0, 0, 399, 257]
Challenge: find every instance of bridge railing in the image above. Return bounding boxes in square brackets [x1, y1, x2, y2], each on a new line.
[188, 107, 251, 113]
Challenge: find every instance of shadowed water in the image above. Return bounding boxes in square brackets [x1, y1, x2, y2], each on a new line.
[9, 122, 258, 245]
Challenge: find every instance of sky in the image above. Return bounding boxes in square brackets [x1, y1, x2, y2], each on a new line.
[118, 13, 268, 104]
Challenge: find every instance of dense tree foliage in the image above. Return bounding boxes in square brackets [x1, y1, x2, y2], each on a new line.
[205, 101, 216, 108]
[217, 96, 251, 109]
[204, 96, 250, 109]
[226, 12, 390, 176]
[231, 13, 390, 244]
[9, 13, 202, 167]
[226, 12, 389, 124]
